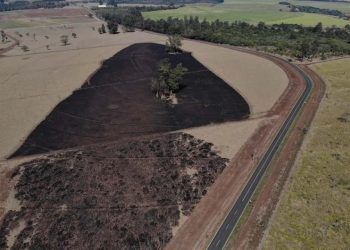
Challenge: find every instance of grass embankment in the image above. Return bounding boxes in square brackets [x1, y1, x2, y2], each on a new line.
[142, 0, 350, 27]
[264, 59, 350, 248]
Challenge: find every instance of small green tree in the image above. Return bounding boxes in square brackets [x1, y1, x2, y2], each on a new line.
[107, 22, 118, 34]
[1, 30, 7, 43]
[313, 22, 323, 33]
[101, 24, 107, 33]
[21, 45, 29, 52]
[151, 59, 188, 98]
[60, 35, 69, 46]
[72, 33, 77, 38]
[165, 34, 183, 53]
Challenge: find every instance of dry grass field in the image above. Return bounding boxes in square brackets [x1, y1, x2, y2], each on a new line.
[263, 59, 350, 249]
[0, 8, 94, 29]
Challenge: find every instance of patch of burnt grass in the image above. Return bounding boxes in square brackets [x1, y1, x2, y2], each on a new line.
[1, 132, 228, 249]
[11, 43, 249, 157]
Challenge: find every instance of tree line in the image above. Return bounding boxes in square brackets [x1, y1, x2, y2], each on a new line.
[0, 0, 68, 12]
[279, 2, 348, 19]
[96, 7, 350, 60]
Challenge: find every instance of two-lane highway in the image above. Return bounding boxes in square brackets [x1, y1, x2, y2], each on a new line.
[208, 60, 313, 250]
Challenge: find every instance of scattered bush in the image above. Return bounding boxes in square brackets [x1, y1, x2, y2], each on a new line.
[60, 35, 69, 46]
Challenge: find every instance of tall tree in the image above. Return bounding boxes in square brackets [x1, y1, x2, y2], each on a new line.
[151, 59, 188, 98]
[60, 35, 69, 46]
[165, 34, 183, 53]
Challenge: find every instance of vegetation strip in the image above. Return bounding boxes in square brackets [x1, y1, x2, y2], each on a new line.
[96, 7, 350, 59]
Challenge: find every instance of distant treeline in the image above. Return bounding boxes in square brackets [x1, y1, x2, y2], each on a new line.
[299, 0, 350, 2]
[115, 0, 223, 3]
[96, 7, 350, 59]
[279, 1, 348, 18]
[0, 0, 68, 12]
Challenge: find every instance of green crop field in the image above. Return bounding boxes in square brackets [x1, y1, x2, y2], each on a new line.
[142, 0, 350, 27]
[264, 59, 350, 249]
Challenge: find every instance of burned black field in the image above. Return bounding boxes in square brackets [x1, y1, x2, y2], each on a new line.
[12, 43, 250, 157]
[1, 133, 228, 249]
[1, 43, 251, 249]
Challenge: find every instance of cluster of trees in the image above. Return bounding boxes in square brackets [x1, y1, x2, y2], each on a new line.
[151, 58, 188, 99]
[0, 0, 68, 12]
[98, 7, 350, 59]
[151, 35, 188, 100]
[95, 7, 143, 32]
[98, 23, 107, 33]
[279, 2, 347, 18]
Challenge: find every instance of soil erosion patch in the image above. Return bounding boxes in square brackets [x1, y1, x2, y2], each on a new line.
[11, 43, 250, 157]
[0, 133, 227, 249]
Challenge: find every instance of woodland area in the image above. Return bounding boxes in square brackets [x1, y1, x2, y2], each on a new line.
[96, 7, 350, 59]
[0, 0, 68, 12]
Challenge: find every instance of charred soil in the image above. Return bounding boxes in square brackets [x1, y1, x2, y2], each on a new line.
[0, 133, 229, 249]
[11, 43, 250, 157]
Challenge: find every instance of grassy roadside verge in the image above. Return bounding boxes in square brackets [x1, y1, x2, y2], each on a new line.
[264, 59, 350, 248]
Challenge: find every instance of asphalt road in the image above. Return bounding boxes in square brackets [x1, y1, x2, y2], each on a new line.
[207, 60, 313, 250]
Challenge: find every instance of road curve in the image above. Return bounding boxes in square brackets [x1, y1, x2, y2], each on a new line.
[207, 57, 313, 250]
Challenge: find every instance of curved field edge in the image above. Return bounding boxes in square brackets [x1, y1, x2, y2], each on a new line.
[0, 28, 287, 160]
[263, 59, 350, 249]
[10, 43, 250, 157]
